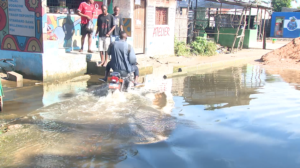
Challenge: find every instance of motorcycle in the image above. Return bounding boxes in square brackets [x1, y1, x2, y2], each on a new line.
[107, 70, 135, 92]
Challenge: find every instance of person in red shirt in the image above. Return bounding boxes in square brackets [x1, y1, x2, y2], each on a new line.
[77, 0, 95, 53]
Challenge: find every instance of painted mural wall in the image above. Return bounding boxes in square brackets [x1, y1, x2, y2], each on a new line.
[0, 0, 44, 53]
[46, 14, 98, 49]
[146, 0, 176, 56]
[45, 0, 132, 50]
[46, 14, 132, 49]
[270, 12, 300, 38]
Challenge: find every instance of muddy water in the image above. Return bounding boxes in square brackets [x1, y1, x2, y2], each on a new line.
[1, 65, 300, 168]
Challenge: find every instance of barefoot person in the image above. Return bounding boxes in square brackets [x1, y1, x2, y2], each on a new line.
[111, 6, 123, 42]
[77, 0, 95, 53]
[95, 5, 115, 67]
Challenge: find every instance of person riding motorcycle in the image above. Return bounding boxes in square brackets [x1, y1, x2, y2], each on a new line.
[101, 31, 139, 85]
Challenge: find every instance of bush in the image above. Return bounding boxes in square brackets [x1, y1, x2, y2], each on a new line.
[205, 41, 217, 56]
[174, 38, 190, 56]
[174, 37, 217, 56]
[190, 37, 217, 56]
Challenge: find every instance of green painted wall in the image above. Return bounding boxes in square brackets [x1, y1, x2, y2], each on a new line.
[214, 28, 257, 49]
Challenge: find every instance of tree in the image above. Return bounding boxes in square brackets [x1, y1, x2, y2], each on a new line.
[272, 0, 292, 12]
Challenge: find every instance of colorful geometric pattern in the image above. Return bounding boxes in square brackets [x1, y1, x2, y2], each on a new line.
[0, 0, 44, 53]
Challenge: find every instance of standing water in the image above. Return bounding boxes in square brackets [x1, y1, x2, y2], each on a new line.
[1, 65, 300, 168]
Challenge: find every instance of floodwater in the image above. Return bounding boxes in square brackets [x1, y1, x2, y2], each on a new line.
[1, 65, 300, 168]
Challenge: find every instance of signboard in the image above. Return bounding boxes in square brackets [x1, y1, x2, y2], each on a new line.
[8, 0, 35, 37]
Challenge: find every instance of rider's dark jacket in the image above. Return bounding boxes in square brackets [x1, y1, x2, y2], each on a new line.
[107, 40, 136, 73]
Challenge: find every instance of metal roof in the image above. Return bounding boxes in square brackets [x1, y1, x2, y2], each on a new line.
[177, 0, 272, 9]
[205, 0, 272, 9]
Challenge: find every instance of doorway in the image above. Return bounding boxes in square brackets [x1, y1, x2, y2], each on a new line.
[274, 17, 284, 37]
[134, 0, 146, 54]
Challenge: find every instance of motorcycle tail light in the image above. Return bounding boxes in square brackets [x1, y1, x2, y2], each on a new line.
[111, 76, 119, 83]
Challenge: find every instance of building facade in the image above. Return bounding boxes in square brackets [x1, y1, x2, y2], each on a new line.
[0, 0, 176, 81]
[270, 12, 300, 38]
[115, 0, 176, 56]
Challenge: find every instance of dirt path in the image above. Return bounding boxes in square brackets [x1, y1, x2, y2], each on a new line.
[137, 41, 289, 69]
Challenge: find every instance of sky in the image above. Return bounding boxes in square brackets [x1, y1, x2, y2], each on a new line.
[291, 0, 300, 8]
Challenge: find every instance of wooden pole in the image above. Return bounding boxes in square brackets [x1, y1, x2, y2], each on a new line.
[231, 7, 246, 52]
[259, 8, 263, 40]
[256, 8, 259, 29]
[234, 8, 237, 28]
[193, 0, 198, 40]
[187, 0, 190, 44]
[208, 8, 211, 28]
[263, 9, 267, 49]
[248, 7, 251, 29]
[217, 3, 222, 43]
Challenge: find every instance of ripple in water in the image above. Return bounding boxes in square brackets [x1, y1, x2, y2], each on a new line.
[0, 86, 176, 167]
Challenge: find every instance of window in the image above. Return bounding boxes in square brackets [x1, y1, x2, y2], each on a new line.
[47, 0, 83, 13]
[155, 7, 168, 25]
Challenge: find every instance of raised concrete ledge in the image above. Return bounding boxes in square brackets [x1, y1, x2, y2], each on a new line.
[7, 71, 23, 82]
[0, 49, 88, 82]
[43, 53, 87, 82]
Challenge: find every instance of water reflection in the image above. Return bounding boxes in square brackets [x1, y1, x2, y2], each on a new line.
[3, 64, 300, 168]
[173, 65, 265, 109]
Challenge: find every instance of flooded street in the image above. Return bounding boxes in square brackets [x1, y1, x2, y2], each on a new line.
[1, 65, 300, 168]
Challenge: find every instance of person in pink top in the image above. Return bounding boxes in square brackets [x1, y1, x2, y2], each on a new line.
[77, 0, 95, 53]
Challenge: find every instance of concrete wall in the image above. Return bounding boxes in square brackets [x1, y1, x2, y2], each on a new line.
[46, 14, 99, 51]
[145, 0, 176, 56]
[0, 50, 43, 80]
[270, 12, 300, 38]
[114, 0, 134, 18]
[215, 28, 257, 48]
[42, 52, 87, 82]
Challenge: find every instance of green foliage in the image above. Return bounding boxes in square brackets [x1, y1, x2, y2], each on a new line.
[272, 0, 292, 12]
[174, 37, 217, 56]
[190, 37, 217, 56]
[174, 38, 190, 56]
[191, 37, 207, 55]
[205, 41, 218, 56]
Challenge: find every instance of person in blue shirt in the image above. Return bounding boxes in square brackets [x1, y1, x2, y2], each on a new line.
[101, 31, 139, 85]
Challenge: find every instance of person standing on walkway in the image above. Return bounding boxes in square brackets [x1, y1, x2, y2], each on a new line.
[111, 6, 123, 42]
[77, 0, 95, 53]
[96, 5, 115, 67]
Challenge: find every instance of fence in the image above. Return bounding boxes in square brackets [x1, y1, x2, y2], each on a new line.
[175, 9, 189, 43]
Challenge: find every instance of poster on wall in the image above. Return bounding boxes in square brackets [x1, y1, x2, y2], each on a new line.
[0, 0, 44, 53]
[286, 16, 298, 31]
[8, 0, 35, 36]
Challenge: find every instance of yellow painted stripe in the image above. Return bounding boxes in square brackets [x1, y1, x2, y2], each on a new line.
[49, 15, 57, 28]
